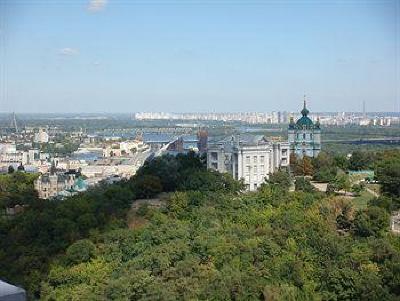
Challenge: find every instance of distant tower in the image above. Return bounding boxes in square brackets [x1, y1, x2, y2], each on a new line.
[10, 112, 18, 133]
[363, 100, 366, 118]
[288, 95, 321, 158]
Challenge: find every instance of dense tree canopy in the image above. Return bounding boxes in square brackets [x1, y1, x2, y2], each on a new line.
[312, 152, 338, 182]
[291, 155, 314, 176]
[263, 170, 292, 192]
[376, 151, 400, 198]
[0, 152, 235, 298]
[349, 151, 376, 170]
[294, 176, 315, 193]
[0, 172, 38, 208]
[41, 188, 399, 301]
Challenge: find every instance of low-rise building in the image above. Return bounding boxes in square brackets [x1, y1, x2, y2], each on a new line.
[80, 163, 136, 179]
[34, 172, 76, 199]
[34, 129, 49, 143]
[207, 135, 290, 191]
[103, 140, 149, 158]
[0, 143, 29, 167]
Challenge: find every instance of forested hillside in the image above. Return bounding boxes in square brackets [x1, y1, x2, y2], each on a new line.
[1, 151, 399, 300]
[42, 189, 400, 300]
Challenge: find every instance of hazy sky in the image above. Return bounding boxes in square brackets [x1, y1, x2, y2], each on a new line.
[0, 0, 399, 113]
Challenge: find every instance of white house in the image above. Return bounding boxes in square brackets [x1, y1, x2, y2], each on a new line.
[207, 135, 290, 191]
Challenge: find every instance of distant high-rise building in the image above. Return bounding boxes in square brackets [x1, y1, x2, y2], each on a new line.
[288, 97, 321, 158]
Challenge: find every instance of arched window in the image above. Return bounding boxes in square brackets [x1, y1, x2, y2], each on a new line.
[303, 133, 306, 140]
[310, 133, 313, 140]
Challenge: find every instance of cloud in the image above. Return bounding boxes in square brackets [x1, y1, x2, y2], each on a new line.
[88, 0, 107, 12]
[59, 48, 79, 56]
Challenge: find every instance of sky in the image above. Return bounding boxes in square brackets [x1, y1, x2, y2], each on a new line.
[0, 0, 399, 113]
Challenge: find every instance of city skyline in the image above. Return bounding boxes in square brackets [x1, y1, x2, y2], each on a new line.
[0, 0, 399, 113]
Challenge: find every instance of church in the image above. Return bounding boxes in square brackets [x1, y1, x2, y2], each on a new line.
[288, 97, 321, 158]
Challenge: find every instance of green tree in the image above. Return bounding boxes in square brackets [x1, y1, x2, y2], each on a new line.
[353, 206, 390, 237]
[369, 196, 399, 213]
[312, 152, 338, 182]
[376, 155, 400, 197]
[66, 239, 96, 265]
[264, 170, 292, 191]
[349, 151, 375, 170]
[351, 183, 364, 196]
[7, 165, 15, 174]
[294, 156, 314, 176]
[313, 166, 337, 183]
[295, 177, 315, 192]
[334, 154, 349, 171]
[133, 175, 162, 199]
[334, 174, 351, 195]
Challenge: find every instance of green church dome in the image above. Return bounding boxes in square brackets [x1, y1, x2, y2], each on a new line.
[73, 177, 87, 192]
[296, 116, 314, 127]
[290, 96, 320, 130]
[301, 106, 310, 117]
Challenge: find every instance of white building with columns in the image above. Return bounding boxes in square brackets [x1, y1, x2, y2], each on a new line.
[207, 135, 290, 191]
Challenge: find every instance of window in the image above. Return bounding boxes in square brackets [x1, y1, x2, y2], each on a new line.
[211, 162, 218, 169]
[260, 165, 265, 174]
[282, 149, 287, 156]
[254, 183, 258, 190]
[303, 133, 306, 139]
[260, 156, 265, 163]
[253, 156, 257, 163]
[211, 152, 218, 160]
[254, 166, 257, 173]
[246, 156, 250, 164]
[246, 166, 251, 175]
[310, 133, 313, 139]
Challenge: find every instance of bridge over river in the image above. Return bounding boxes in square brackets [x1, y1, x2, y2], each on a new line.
[324, 137, 400, 145]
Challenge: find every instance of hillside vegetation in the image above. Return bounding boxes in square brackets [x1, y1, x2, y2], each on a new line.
[43, 189, 399, 300]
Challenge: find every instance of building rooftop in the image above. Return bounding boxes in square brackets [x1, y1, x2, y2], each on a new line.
[209, 134, 283, 149]
[0, 280, 26, 301]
